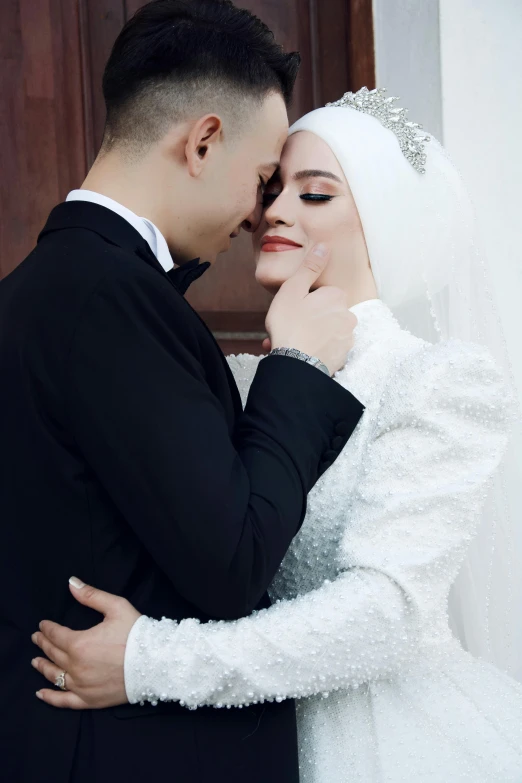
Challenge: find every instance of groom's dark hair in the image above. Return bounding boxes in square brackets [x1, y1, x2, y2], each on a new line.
[101, 0, 300, 154]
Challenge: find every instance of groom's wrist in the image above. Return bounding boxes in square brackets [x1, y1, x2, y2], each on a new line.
[267, 348, 331, 377]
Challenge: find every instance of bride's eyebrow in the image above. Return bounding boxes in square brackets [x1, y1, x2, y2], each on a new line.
[293, 169, 343, 183]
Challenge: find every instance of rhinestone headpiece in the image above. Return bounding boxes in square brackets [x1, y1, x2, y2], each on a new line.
[326, 87, 430, 174]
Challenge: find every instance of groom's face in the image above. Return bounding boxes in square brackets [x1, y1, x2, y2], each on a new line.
[192, 92, 289, 262]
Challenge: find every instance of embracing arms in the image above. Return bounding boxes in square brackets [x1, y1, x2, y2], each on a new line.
[32, 340, 513, 710]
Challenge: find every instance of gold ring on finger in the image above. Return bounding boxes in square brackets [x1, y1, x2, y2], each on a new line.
[55, 670, 68, 691]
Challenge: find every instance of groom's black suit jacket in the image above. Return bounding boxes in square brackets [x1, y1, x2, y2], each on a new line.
[0, 201, 363, 783]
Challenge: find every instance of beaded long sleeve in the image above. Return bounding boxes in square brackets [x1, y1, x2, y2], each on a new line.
[124, 341, 512, 708]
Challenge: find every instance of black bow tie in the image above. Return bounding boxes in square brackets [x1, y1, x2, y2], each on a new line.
[167, 257, 211, 295]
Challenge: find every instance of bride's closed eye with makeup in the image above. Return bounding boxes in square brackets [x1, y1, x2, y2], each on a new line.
[262, 182, 336, 207]
[253, 131, 376, 306]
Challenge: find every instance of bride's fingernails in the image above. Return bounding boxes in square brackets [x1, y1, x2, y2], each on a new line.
[69, 576, 85, 589]
[31, 658, 38, 668]
[36, 691, 43, 700]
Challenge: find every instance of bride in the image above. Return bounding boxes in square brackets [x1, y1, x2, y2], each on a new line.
[32, 89, 522, 781]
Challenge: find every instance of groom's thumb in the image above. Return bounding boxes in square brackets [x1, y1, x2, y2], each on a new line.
[68, 576, 122, 618]
[279, 243, 330, 301]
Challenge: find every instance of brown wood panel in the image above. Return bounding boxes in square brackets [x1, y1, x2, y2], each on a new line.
[19, 0, 54, 99]
[201, 311, 266, 333]
[348, 0, 376, 91]
[79, 0, 126, 163]
[0, 58, 26, 278]
[0, 0, 87, 279]
[53, 0, 88, 198]
[125, 0, 148, 17]
[314, 0, 351, 105]
[234, 0, 315, 124]
[0, 0, 22, 60]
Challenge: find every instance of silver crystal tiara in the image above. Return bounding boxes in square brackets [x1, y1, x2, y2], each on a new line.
[326, 87, 430, 174]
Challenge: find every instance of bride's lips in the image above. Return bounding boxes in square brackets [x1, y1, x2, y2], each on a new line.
[261, 235, 303, 253]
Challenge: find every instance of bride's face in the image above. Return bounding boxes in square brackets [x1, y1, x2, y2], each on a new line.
[253, 131, 371, 295]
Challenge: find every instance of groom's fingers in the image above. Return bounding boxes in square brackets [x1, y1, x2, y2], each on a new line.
[31, 630, 69, 670]
[276, 243, 330, 301]
[35, 688, 88, 710]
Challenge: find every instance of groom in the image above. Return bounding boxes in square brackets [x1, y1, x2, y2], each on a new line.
[0, 2, 363, 782]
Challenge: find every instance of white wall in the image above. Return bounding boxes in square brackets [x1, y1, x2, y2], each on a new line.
[439, 0, 522, 388]
[374, 0, 522, 388]
[373, 0, 443, 141]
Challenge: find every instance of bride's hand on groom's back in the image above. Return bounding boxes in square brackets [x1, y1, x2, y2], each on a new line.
[30, 577, 140, 709]
[265, 243, 357, 375]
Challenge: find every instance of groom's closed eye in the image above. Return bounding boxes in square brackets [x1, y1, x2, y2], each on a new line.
[258, 164, 280, 196]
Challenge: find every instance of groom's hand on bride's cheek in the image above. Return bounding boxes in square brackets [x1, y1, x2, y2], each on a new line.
[30, 578, 141, 709]
[266, 244, 356, 376]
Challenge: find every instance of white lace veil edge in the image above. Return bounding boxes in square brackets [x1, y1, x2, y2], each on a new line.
[289, 107, 522, 681]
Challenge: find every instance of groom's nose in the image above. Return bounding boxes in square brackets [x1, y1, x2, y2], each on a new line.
[241, 199, 263, 234]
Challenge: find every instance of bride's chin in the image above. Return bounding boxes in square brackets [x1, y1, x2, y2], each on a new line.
[255, 272, 285, 295]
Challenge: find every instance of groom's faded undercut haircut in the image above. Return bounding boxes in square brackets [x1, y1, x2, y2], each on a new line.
[101, 0, 300, 155]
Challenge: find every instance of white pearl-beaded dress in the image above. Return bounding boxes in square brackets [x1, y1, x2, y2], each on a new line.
[125, 299, 522, 782]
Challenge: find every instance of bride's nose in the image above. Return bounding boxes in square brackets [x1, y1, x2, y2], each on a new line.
[264, 194, 295, 228]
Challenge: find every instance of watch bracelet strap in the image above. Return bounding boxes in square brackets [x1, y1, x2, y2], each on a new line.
[268, 347, 331, 377]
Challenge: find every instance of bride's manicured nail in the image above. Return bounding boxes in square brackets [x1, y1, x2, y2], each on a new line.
[312, 243, 327, 257]
[69, 576, 85, 589]
[36, 691, 43, 700]
[31, 658, 37, 668]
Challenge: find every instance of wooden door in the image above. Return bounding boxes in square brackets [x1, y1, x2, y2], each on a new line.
[0, 0, 86, 279]
[0, 0, 374, 353]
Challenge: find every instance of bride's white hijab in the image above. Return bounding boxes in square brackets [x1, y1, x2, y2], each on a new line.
[290, 105, 470, 320]
[289, 102, 522, 681]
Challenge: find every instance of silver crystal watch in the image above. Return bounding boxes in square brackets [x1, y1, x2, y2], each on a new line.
[268, 347, 331, 377]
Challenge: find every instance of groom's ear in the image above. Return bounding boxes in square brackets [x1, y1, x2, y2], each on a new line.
[185, 114, 223, 178]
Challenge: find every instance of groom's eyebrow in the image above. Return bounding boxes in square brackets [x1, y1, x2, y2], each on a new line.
[293, 169, 343, 183]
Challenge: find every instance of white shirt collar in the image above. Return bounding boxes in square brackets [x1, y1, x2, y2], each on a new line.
[66, 190, 174, 273]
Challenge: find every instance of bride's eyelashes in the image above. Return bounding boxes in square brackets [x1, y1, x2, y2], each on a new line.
[262, 192, 334, 207]
[301, 194, 333, 202]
